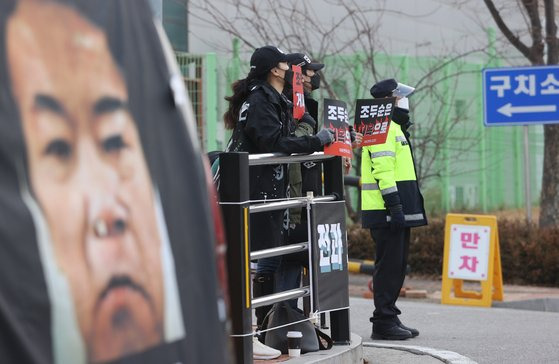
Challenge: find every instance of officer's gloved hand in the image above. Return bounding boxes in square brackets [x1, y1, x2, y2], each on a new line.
[316, 128, 335, 146]
[299, 112, 317, 129]
[388, 204, 406, 230]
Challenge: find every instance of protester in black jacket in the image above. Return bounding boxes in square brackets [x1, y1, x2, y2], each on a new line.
[223, 46, 334, 336]
[275, 54, 325, 309]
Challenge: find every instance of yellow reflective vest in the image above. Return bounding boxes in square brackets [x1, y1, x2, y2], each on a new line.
[360, 121, 427, 229]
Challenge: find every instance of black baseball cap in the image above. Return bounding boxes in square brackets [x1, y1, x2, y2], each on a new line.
[250, 46, 289, 76]
[286, 53, 325, 71]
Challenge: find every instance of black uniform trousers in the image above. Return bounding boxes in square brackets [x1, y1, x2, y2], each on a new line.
[369, 227, 410, 329]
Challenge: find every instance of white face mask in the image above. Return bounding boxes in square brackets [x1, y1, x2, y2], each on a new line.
[397, 97, 409, 110]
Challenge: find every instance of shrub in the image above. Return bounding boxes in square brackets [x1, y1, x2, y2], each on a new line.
[347, 219, 559, 287]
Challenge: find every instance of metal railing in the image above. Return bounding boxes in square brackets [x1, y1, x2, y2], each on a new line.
[218, 152, 350, 364]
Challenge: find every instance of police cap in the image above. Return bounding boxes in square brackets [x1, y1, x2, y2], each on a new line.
[370, 78, 398, 98]
[370, 78, 415, 98]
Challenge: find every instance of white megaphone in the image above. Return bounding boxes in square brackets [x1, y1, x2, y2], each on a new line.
[392, 82, 415, 98]
[397, 97, 409, 110]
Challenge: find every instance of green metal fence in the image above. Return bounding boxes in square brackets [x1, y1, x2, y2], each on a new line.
[175, 41, 543, 214]
[175, 52, 219, 151]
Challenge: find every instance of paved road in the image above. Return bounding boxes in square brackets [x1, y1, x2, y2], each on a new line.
[350, 297, 559, 363]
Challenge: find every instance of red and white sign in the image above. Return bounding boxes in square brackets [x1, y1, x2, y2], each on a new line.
[323, 99, 352, 158]
[292, 65, 305, 120]
[354, 98, 395, 146]
[448, 224, 491, 280]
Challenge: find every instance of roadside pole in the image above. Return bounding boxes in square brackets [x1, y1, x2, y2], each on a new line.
[523, 126, 532, 222]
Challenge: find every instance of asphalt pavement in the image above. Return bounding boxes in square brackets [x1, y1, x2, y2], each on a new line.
[349, 274, 559, 363]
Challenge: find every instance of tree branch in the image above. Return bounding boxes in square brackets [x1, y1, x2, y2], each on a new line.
[544, 0, 558, 64]
[520, 0, 544, 64]
[482, 0, 533, 62]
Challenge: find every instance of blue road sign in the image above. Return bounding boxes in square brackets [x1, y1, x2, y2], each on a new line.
[482, 65, 559, 126]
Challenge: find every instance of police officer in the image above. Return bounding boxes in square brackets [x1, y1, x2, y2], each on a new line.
[361, 79, 427, 340]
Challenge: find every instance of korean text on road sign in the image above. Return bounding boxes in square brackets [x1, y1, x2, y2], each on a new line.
[482, 65, 559, 126]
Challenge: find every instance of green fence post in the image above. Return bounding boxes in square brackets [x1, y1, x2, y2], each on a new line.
[204, 53, 218, 151]
[440, 61, 451, 212]
[486, 27, 500, 210]
[352, 53, 364, 101]
[222, 38, 242, 146]
[227, 38, 241, 87]
[400, 55, 409, 84]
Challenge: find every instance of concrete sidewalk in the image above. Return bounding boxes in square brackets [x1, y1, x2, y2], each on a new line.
[349, 273, 559, 310]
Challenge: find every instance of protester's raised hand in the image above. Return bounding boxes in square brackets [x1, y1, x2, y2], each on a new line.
[352, 132, 363, 148]
[349, 125, 362, 148]
[316, 128, 335, 146]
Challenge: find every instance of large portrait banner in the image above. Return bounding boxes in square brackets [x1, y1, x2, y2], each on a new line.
[0, 1, 227, 363]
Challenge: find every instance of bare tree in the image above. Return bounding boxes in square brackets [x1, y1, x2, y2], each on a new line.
[482, 0, 558, 228]
[190, 0, 487, 221]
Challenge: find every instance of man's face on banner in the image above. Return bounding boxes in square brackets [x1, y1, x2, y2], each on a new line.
[7, 1, 164, 362]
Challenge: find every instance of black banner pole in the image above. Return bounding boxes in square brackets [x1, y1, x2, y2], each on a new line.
[219, 152, 252, 363]
[323, 156, 351, 345]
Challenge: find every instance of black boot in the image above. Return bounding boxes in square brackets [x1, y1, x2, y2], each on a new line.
[372, 325, 413, 340]
[253, 273, 275, 330]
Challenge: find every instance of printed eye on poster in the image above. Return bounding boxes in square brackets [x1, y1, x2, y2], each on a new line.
[354, 97, 396, 146]
[310, 201, 349, 312]
[322, 99, 353, 158]
[0, 1, 226, 363]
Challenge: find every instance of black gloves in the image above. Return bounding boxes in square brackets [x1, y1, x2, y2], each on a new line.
[349, 125, 357, 142]
[316, 128, 335, 146]
[299, 112, 317, 129]
[383, 190, 406, 230]
[388, 203, 406, 230]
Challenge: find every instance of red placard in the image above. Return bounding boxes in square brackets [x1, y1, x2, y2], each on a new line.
[292, 65, 305, 119]
[354, 98, 396, 146]
[323, 99, 352, 158]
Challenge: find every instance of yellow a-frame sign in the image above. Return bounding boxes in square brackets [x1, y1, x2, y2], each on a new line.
[441, 214, 503, 307]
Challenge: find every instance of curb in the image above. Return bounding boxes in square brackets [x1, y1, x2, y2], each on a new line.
[348, 259, 411, 276]
[363, 342, 478, 364]
[348, 259, 376, 275]
[285, 332, 363, 363]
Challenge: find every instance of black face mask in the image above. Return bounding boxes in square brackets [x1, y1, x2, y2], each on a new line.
[392, 107, 413, 130]
[310, 73, 321, 90]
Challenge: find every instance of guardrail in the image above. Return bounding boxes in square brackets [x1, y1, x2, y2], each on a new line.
[218, 152, 350, 364]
